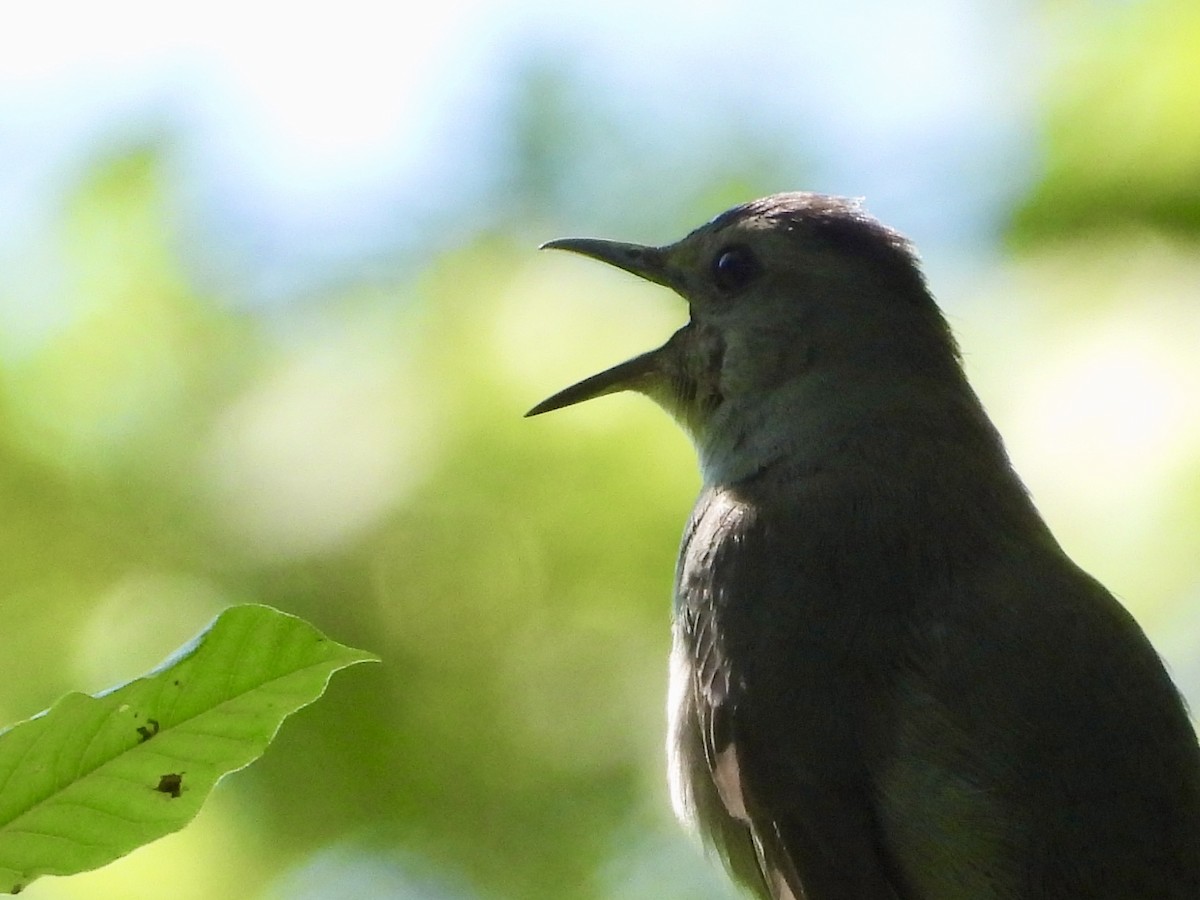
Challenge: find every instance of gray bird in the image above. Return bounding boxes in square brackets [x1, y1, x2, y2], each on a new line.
[526, 193, 1200, 899]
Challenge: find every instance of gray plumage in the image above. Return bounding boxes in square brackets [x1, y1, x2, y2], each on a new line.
[529, 193, 1200, 899]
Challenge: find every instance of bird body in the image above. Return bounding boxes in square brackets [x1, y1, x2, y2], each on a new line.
[528, 194, 1200, 899]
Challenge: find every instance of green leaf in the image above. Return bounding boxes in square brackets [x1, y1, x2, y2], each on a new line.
[0, 604, 378, 894]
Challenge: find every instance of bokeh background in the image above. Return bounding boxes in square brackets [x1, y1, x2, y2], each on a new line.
[2, 1, 1198, 897]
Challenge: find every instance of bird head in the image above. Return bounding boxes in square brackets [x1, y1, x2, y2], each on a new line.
[528, 193, 964, 482]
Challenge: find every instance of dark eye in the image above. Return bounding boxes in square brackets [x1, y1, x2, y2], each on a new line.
[711, 245, 760, 293]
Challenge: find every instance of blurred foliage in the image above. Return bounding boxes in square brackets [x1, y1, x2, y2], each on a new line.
[0, 130, 738, 900]
[1010, 0, 1200, 244]
[1, 12, 1199, 900]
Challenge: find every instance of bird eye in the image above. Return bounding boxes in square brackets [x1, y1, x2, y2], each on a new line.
[711, 245, 759, 293]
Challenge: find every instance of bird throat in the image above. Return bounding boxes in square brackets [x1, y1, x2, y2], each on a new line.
[659, 321, 726, 441]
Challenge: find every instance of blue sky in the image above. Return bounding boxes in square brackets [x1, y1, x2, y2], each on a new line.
[1, 0, 1043, 306]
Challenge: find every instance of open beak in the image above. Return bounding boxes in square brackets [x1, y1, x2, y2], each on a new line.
[526, 238, 676, 418]
[525, 348, 665, 417]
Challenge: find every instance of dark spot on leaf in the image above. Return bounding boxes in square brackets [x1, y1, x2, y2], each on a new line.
[137, 719, 160, 742]
[156, 773, 184, 798]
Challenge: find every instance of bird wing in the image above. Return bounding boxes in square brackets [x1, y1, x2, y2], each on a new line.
[675, 484, 905, 900]
[675, 597, 806, 900]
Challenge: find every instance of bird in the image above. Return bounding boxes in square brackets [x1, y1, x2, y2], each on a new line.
[525, 193, 1200, 900]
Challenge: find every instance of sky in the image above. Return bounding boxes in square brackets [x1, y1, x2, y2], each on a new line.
[0, 0, 1043, 306]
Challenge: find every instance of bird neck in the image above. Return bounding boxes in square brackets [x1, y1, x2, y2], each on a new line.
[692, 369, 1062, 567]
[695, 368, 1020, 498]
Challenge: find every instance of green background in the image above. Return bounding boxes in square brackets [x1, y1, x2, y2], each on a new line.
[2, 2, 1198, 898]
